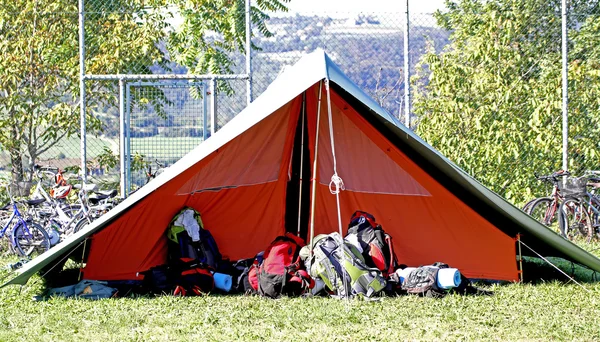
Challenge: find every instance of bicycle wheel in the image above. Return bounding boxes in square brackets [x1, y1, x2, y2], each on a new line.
[528, 198, 560, 233]
[73, 218, 90, 234]
[558, 198, 593, 242]
[12, 221, 51, 257]
[522, 198, 539, 214]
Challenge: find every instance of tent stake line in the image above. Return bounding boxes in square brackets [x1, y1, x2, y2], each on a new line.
[519, 240, 591, 293]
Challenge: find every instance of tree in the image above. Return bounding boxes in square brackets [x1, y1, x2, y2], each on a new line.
[412, 0, 600, 204]
[0, 0, 290, 184]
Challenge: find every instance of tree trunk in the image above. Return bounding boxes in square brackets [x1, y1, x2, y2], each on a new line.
[9, 125, 23, 184]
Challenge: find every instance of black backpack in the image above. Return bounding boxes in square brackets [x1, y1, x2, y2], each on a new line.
[345, 211, 397, 277]
[166, 208, 225, 271]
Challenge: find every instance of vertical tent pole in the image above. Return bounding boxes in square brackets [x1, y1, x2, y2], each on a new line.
[324, 79, 347, 298]
[517, 233, 524, 282]
[309, 81, 324, 251]
[296, 92, 306, 237]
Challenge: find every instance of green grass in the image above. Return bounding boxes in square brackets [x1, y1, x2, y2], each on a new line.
[36, 136, 116, 160]
[0, 243, 600, 341]
[129, 136, 203, 161]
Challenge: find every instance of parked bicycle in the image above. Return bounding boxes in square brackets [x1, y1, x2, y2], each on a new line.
[145, 159, 166, 184]
[0, 183, 50, 257]
[523, 170, 570, 234]
[557, 171, 600, 242]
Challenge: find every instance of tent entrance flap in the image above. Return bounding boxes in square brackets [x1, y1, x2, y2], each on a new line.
[285, 92, 311, 238]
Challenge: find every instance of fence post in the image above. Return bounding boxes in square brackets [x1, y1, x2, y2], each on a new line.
[125, 83, 132, 195]
[78, 0, 87, 180]
[403, 0, 411, 128]
[203, 81, 209, 141]
[210, 78, 217, 135]
[119, 78, 127, 198]
[561, 0, 569, 171]
[245, 0, 253, 105]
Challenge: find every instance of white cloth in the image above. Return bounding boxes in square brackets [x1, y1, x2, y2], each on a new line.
[174, 209, 200, 242]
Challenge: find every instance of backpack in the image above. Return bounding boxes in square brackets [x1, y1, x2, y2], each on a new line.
[400, 262, 449, 298]
[306, 233, 387, 298]
[231, 253, 263, 294]
[172, 258, 215, 296]
[166, 207, 224, 271]
[257, 233, 313, 298]
[345, 211, 397, 277]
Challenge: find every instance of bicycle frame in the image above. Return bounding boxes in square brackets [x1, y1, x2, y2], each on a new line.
[0, 200, 34, 244]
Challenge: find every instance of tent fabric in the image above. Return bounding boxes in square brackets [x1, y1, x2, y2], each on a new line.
[308, 88, 517, 280]
[82, 98, 301, 281]
[5, 49, 600, 287]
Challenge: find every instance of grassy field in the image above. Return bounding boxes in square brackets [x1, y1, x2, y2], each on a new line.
[1, 242, 600, 341]
[30, 135, 203, 164]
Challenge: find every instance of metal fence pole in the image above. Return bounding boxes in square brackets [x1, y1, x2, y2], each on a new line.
[210, 78, 217, 135]
[403, 0, 411, 128]
[125, 83, 132, 195]
[246, 0, 253, 105]
[78, 0, 87, 180]
[561, 0, 569, 171]
[203, 81, 209, 141]
[119, 78, 126, 198]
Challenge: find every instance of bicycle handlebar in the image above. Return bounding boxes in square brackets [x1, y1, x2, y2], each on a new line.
[534, 170, 570, 183]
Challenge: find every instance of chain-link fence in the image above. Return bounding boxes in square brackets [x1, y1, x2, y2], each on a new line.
[1, 1, 599, 208]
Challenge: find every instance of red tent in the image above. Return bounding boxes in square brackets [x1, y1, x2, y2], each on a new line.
[7, 49, 600, 286]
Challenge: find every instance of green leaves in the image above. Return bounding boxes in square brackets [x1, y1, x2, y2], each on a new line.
[413, 0, 600, 205]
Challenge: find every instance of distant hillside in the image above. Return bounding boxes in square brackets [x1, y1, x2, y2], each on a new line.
[95, 13, 449, 139]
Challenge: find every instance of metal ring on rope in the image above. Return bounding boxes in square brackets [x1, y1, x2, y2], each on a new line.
[329, 174, 345, 195]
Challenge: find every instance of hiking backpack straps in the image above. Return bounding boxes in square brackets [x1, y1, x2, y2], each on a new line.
[257, 233, 313, 298]
[309, 233, 386, 298]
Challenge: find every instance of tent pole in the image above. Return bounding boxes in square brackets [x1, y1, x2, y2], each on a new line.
[78, 238, 88, 282]
[324, 79, 348, 299]
[517, 233, 523, 282]
[309, 81, 324, 252]
[296, 92, 306, 237]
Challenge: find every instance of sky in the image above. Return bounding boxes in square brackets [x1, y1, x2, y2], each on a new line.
[285, 0, 447, 14]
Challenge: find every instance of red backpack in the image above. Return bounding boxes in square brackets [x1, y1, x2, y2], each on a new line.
[257, 233, 314, 298]
[345, 211, 397, 277]
[172, 258, 215, 296]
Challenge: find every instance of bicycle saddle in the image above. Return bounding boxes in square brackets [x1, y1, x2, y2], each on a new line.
[93, 189, 117, 198]
[73, 183, 98, 191]
[24, 198, 46, 206]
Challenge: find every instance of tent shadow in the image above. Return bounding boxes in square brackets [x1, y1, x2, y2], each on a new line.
[520, 257, 599, 284]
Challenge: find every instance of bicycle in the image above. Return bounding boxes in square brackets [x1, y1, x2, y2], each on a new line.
[557, 171, 600, 242]
[0, 183, 50, 257]
[523, 170, 570, 234]
[145, 159, 165, 184]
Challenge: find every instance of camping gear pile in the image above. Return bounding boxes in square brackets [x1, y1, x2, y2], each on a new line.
[120, 207, 472, 299]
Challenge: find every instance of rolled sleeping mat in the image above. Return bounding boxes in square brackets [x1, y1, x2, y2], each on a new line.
[213, 272, 233, 292]
[436, 268, 461, 290]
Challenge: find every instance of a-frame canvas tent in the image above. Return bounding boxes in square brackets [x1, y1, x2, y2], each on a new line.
[5, 49, 600, 286]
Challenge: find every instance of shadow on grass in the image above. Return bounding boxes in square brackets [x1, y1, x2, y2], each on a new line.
[520, 256, 600, 284]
